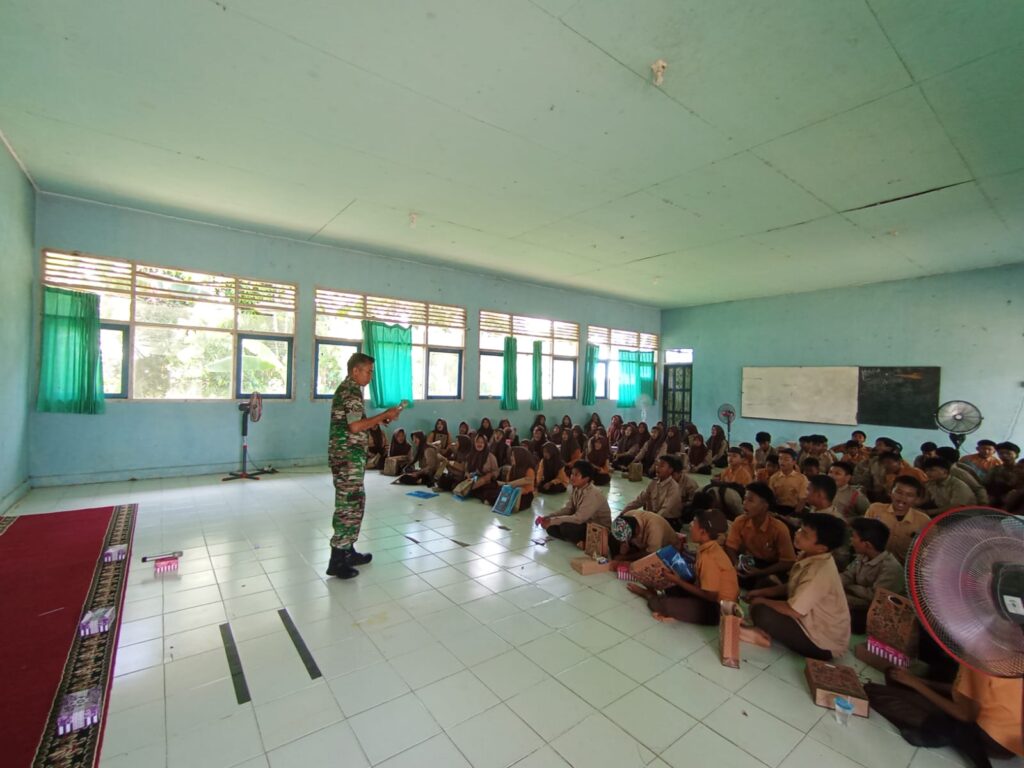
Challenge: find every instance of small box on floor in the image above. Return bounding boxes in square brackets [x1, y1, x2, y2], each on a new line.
[805, 659, 870, 717]
[571, 557, 615, 576]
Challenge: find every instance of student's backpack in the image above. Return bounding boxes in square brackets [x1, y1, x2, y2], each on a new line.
[627, 462, 644, 482]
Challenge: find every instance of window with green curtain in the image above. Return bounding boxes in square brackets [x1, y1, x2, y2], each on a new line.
[37, 287, 106, 414]
[581, 343, 599, 406]
[530, 340, 544, 411]
[617, 349, 640, 408]
[361, 320, 414, 408]
[638, 350, 656, 404]
[500, 336, 518, 410]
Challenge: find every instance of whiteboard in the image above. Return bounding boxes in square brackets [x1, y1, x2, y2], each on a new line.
[742, 367, 859, 425]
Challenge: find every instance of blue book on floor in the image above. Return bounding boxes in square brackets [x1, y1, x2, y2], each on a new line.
[491, 486, 521, 516]
[405, 490, 439, 499]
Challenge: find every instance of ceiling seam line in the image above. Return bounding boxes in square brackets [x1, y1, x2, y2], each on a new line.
[0, 127, 39, 191]
[307, 199, 357, 241]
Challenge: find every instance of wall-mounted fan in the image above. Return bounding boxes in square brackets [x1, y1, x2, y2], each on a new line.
[717, 402, 737, 443]
[223, 392, 277, 481]
[934, 400, 983, 450]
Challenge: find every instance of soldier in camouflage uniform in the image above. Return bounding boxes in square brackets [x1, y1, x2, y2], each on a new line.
[327, 353, 402, 579]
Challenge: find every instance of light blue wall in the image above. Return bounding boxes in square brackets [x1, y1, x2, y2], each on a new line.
[0, 146, 35, 510]
[31, 195, 660, 485]
[662, 264, 1024, 453]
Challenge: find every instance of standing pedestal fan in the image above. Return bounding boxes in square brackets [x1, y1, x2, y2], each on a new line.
[935, 400, 983, 450]
[717, 403, 737, 444]
[223, 392, 277, 481]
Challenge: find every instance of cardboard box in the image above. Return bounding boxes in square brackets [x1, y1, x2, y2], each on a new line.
[805, 659, 870, 717]
[571, 557, 615, 576]
[719, 601, 742, 669]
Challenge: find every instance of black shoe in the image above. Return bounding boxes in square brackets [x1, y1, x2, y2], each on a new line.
[348, 548, 373, 566]
[326, 547, 359, 579]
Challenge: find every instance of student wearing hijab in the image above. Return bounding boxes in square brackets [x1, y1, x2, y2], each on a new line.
[466, 433, 500, 502]
[388, 429, 411, 470]
[526, 425, 547, 460]
[477, 417, 495, 441]
[707, 424, 729, 468]
[489, 429, 510, 471]
[607, 415, 624, 450]
[560, 414, 573, 430]
[538, 442, 569, 494]
[366, 424, 388, 470]
[588, 412, 603, 432]
[398, 431, 441, 485]
[587, 434, 612, 486]
[483, 446, 538, 510]
[612, 423, 641, 469]
[530, 414, 547, 434]
[549, 424, 564, 446]
[688, 434, 712, 474]
[436, 434, 473, 491]
[497, 419, 519, 445]
[561, 428, 582, 466]
[636, 424, 667, 476]
[428, 419, 450, 452]
[664, 426, 684, 462]
[457, 421, 470, 438]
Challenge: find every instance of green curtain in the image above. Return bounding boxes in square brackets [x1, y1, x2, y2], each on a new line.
[530, 340, 544, 411]
[361, 320, 413, 409]
[617, 349, 640, 408]
[581, 343, 599, 406]
[500, 336, 518, 411]
[638, 350, 656, 404]
[37, 287, 105, 414]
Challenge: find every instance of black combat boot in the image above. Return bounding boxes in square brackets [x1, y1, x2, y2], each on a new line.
[325, 547, 359, 579]
[348, 548, 373, 566]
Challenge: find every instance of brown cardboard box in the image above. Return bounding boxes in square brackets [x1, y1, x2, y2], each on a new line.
[805, 659, 870, 717]
[629, 552, 676, 590]
[719, 601, 742, 669]
[570, 557, 615, 576]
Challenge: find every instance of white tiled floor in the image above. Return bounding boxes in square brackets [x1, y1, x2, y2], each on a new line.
[10, 470, 1019, 768]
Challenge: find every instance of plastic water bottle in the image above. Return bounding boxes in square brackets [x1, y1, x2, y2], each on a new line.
[833, 696, 854, 726]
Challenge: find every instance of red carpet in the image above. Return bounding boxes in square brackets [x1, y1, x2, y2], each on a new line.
[0, 505, 136, 768]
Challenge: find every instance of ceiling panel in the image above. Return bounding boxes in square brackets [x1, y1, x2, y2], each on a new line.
[650, 152, 833, 238]
[844, 182, 1015, 274]
[979, 169, 1024, 238]
[560, 0, 911, 146]
[755, 86, 971, 211]
[868, 0, 1024, 81]
[923, 45, 1024, 180]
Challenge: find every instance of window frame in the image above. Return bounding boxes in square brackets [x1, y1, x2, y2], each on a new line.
[478, 350, 504, 400]
[476, 310, 580, 401]
[313, 340, 362, 400]
[41, 249, 298, 402]
[588, 326, 660, 403]
[313, 287, 466, 402]
[100, 322, 130, 399]
[236, 333, 294, 400]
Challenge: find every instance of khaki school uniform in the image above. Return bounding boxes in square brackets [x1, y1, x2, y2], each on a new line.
[769, 469, 808, 508]
[546, 482, 611, 528]
[840, 551, 905, 608]
[950, 464, 989, 504]
[719, 464, 753, 486]
[865, 503, 930, 563]
[625, 510, 679, 554]
[925, 475, 975, 515]
[695, 540, 739, 602]
[725, 514, 796, 564]
[954, 666, 1023, 756]
[787, 552, 852, 658]
[623, 476, 683, 522]
[833, 484, 869, 519]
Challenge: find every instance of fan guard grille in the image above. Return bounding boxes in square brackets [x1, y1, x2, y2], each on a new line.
[934, 400, 983, 435]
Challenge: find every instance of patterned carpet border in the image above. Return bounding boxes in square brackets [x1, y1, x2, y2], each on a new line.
[33, 503, 137, 768]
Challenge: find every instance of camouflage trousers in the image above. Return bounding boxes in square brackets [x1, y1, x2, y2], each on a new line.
[330, 453, 366, 549]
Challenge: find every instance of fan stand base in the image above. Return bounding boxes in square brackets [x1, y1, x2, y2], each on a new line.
[223, 467, 277, 482]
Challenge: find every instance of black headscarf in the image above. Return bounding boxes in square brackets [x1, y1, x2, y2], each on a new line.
[509, 446, 538, 482]
[389, 429, 410, 457]
[541, 442, 564, 482]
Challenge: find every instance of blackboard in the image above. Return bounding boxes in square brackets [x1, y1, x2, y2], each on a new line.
[857, 367, 941, 429]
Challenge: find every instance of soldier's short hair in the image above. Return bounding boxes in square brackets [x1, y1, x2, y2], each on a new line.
[347, 352, 376, 373]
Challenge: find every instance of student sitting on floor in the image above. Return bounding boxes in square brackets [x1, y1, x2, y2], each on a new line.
[397, 431, 441, 485]
[754, 432, 775, 469]
[585, 433, 613, 486]
[914, 441, 939, 470]
[559, 427, 582, 467]
[768, 448, 808, 515]
[827, 460, 870, 520]
[427, 419, 450, 452]
[687, 433, 713, 474]
[871, 665, 1023, 765]
[865, 476, 930, 564]
[607, 509, 679, 562]
[538, 460, 611, 544]
[755, 454, 779, 484]
[627, 508, 737, 625]
[537, 442, 569, 494]
[800, 457, 821, 478]
[987, 441, 1021, 508]
[861, 437, 901, 501]
[465, 433, 500, 503]
[670, 463, 700, 515]
[960, 439, 1002, 482]
[724, 482, 796, 588]
[486, 446, 536, 510]
[922, 457, 975, 515]
[435, 434, 472, 491]
[881, 452, 929, 493]
[622, 455, 684, 528]
[744, 513, 851, 661]
[713, 447, 754, 487]
[611, 423, 642, 469]
[707, 424, 729, 468]
[841, 517, 905, 634]
[935, 447, 990, 505]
